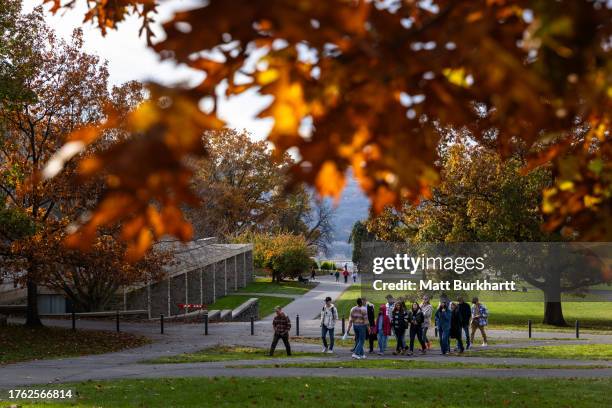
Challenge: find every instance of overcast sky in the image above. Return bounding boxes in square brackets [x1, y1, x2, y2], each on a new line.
[22, 0, 273, 140]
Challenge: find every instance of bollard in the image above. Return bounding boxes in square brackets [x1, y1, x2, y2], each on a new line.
[435, 327, 438, 338]
[71, 311, 76, 331]
[296, 314, 300, 336]
[160, 314, 164, 334]
[342, 317, 346, 335]
[204, 314, 209, 335]
[528, 319, 532, 338]
[116, 311, 120, 332]
[251, 317, 254, 335]
[575, 320, 580, 339]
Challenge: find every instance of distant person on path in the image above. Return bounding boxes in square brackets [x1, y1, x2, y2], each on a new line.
[435, 301, 452, 355]
[363, 297, 376, 353]
[372, 304, 391, 355]
[391, 301, 408, 355]
[407, 302, 426, 355]
[345, 298, 368, 359]
[269, 306, 292, 356]
[420, 295, 433, 350]
[310, 265, 316, 281]
[470, 297, 489, 346]
[457, 296, 472, 349]
[320, 296, 338, 353]
[335, 270, 340, 282]
[450, 302, 464, 353]
[342, 268, 349, 283]
[352, 270, 357, 283]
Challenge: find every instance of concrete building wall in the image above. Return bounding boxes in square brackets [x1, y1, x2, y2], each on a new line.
[202, 263, 215, 304]
[124, 247, 253, 317]
[187, 268, 201, 305]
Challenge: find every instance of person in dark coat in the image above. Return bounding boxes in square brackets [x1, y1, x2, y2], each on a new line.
[391, 301, 408, 355]
[363, 297, 377, 353]
[407, 302, 426, 355]
[435, 301, 452, 355]
[457, 296, 472, 349]
[450, 302, 464, 353]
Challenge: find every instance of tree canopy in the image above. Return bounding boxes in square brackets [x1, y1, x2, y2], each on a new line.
[39, 0, 611, 257]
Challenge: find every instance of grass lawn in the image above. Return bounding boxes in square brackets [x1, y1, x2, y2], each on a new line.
[471, 344, 612, 361]
[485, 302, 612, 332]
[230, 359, 607, 370]
[335, 285, 612, 332]
[236, 277, 315, 295]
[0, 324, 150, 365]
[8, 377, 612, 407]
[142, 345, 329, 364]
[207, 295, 293, 319]
[334, 284, 363, 317]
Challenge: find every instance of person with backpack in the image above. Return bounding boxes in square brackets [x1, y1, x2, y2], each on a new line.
[457, 296, 472, 349]
[320, 296, 338, 353]
[363, 297, 377, 353]
[371, 304, 392, 355]
[470, 297, 489, 346]
[407, 302, 426, 355]
[435, 301, 452, 355]
[391, 301, 408, 355]
[344, 298, 368, 359]
[269, 306, 292, 356]
[420, 295, 433, 350]
[450, 302, 464, 353]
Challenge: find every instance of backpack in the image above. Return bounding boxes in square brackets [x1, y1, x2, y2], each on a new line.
[478, 304, 488, 326]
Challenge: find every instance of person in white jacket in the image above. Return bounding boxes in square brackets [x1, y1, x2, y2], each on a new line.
[320, 296, 338, 353]
[420, 295, 433, 349]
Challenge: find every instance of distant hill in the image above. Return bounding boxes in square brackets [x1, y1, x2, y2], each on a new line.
[321, 171, 370, 259]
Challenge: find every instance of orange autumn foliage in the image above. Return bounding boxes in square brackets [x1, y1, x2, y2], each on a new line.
[39, 0, 611, 257]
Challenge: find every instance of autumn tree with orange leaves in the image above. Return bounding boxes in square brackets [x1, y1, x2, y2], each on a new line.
[0, 4, 166, 324]
[38, 0, 610, 263]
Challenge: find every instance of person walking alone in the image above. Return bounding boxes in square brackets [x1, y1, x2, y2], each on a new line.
[420, 295, 433, 350]
[470, 297, 489, 346]
[269, 306, 292, 356]
[435, 301, 452, 355]
[345, 298, 368, 359]
[457, 296, 472, 350]
[334, 269, 340, 282]
[407, 302, 426, 355]
[320, 296, 338, 353]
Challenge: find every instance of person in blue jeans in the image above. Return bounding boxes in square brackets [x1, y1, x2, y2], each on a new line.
[435, 301, 452, 355]
[320, 297, 338, 353]
[345, 298, 368, 359]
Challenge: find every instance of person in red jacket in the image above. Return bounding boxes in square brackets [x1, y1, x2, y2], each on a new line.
[370, 304, 392, 355]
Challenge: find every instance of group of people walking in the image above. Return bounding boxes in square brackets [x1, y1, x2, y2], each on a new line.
[330, 294, 488, 359]
[268, 294, 489, 359]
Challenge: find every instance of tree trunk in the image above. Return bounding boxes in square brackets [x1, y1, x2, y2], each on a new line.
[543, 301, 566, 326]
[542, 272, 566, 326]
[25, 278, 42, 327]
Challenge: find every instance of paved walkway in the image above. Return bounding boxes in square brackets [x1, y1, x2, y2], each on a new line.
[2, 277, 611, 388]
[263, 274, 351, 321]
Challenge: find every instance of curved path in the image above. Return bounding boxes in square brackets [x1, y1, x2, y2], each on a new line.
[2, 276, 611, 389]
